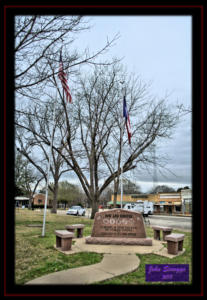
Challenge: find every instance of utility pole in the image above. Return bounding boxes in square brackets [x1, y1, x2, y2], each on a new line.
[152, 143, 158, 191]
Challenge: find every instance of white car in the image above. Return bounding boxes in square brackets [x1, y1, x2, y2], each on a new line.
[66, 206, 85, 216]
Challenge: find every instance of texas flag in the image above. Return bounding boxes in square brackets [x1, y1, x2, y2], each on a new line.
[123, 96, 132, 144]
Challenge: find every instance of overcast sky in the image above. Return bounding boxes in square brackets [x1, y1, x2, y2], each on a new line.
[70, 15, 192, 193]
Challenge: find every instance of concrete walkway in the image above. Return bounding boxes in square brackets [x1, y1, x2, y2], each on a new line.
[26, 253, 140, 285]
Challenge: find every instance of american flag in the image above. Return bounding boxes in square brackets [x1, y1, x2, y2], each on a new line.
[58, 52, 72, 103]
[123, 96, 132, 144]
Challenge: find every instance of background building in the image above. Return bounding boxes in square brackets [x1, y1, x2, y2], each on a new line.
[181, 188, 192, 214]
[15, 196, 29, 208]
[108, 190, 192, 215]
[149, 192, 182, 214]
[15, 193, 52, 208]
[108, 194, 149, 208]
[33, 193, 52, 207]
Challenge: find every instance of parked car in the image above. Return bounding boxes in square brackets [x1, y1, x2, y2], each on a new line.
[66, 206, 86, 216]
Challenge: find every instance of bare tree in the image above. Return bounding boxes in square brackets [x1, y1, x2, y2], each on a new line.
[15, 100, 73, 213]
[15, 15, 122, 215]
[58, 64, 179, 218]
[15, 15, 120, 96]
[176, 103, 192, 116]
[15, 62, 180, 218]
[99, 72, 168, 207]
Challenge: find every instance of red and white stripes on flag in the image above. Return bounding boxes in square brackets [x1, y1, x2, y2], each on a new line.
[58, 52, 72, 103]
[123, 96, 132, 144]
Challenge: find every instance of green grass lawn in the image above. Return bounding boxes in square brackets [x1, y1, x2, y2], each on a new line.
[15, 209, 192, 285]
[15, 209, 103, 284]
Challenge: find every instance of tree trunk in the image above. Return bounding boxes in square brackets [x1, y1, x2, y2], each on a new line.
[51, 180, 58, 214]
[91, 196, 99, 219]
[113, 177, 119, 208]
[28, 194, 33, 209]
[113, 192, 117, 208]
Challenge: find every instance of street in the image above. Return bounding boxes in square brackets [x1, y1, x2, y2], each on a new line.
[148, 214, 192, 231]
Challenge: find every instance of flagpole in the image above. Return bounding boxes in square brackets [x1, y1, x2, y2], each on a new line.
[42, 98, 56, 237]
[120, 85, 125, 209]
[120, 120, 124, 209]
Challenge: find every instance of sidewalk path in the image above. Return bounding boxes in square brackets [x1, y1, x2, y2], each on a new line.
[25, 236, 184, 285]
[26, 253, 140, 285]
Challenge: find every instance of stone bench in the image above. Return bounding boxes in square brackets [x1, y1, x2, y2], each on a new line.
[65, 224, 85, 238]
[55, 230, 74, 251]
[152, 226, 173, 241]
[165, 233, 185, 255]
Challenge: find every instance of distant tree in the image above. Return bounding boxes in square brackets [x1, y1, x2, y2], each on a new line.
[15, 152, 44, 208]
[14, 185, 24, 197]
[177, 186, 190, 192]
[149, 185, 175, 194]
[15, 152, 27, 191]
[99, 185, 113, 207]
[38, 189, 46, 194]
[122, 178, 142, 195]
[55, 181, 84, 208]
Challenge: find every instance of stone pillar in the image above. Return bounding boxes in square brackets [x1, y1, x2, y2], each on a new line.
[61, 238, 72, 251]
[56, 236, 61, 248]
[178, 240, 183, 251]
[167, 241, 178, 255]
[154, 230, 160, 240]
[77, 228, 83, 238]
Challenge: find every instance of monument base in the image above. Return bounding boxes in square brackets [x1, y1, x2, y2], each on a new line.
[85, 236, 152, 246]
